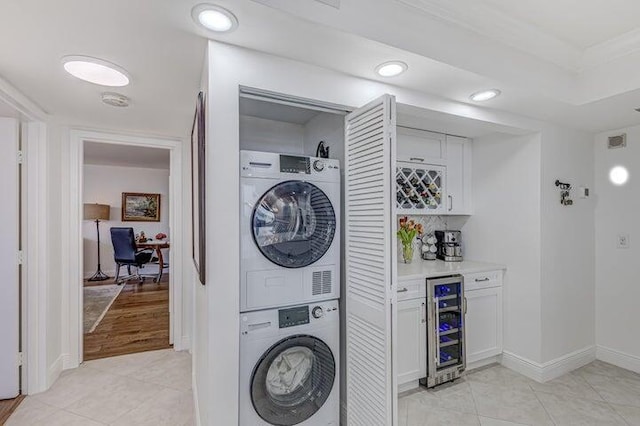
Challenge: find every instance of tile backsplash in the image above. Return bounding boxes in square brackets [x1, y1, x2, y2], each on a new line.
[396, 215, 469, 260]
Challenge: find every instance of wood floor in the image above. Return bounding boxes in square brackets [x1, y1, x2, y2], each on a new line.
[83, 274, 171, 361]
[0, 395, 25, 425]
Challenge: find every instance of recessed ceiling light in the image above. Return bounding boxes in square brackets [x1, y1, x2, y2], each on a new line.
[192, 4, 238, 33]
[470, 89, 501, 102]
[62, 56, 130, 87]
[375, 61, 408, 77]
[609, 166, 629, 186]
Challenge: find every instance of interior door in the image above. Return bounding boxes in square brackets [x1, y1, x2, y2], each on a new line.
[0, 118, 20, 399]
[344, 94, 397, 425]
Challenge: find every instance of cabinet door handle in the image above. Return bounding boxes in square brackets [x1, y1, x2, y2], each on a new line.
[409, 157, 424, 162]
[463, 297, 468, 315]
[448, 195, 453, 211]
[397, 287, 409, 293]
[475, 277, 490, 282]
[421, 302, 426, 323]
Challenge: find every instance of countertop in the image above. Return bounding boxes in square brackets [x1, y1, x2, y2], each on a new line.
[397, 259, 506, 281]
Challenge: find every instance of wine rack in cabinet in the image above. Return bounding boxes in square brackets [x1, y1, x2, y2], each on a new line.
[396, 162, 446, 214]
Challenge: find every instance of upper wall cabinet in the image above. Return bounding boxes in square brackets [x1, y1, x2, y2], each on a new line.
[396, 128, 472, 216]
[397, 127, 446, 166]
[445, 135, 472, 215]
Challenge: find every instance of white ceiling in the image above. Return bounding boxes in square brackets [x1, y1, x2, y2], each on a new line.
[1, 0, 640, 138]
[478, 0, 640, 49]
[84, 142, 170, 169]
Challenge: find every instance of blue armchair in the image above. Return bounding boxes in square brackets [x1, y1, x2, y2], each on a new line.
[110, 227, 154, 284]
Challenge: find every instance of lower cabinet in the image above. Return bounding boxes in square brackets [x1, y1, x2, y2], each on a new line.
[396, 297, 427, 386]
[465, 286, 503, 364]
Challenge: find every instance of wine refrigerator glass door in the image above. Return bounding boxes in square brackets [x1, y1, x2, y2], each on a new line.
[425, 275, 466, 388]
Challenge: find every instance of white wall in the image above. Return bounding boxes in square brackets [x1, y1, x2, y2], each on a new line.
[595, 124, 640, 372]
[463, 133, 543, 363]
[240, 115, 304, 154]
[82, 164, 170, 277]
[540, 126, 595, 363]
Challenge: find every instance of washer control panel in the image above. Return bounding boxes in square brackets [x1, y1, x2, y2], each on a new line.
[278, 306, 309, 328]
[313, 160, 325, 172]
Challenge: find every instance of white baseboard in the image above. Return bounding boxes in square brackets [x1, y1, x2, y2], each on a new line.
[597, 345, 640, 374]
[467, 355, 502, 372]
[177, 335, 191, 352]
[502, 346, 596, 383]
[398, 380, 420, 394]
[47, 354, 64, 389]
[193, 370, 201, 426]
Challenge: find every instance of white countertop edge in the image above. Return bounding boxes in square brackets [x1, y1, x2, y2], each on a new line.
[397, 259, 506, 281]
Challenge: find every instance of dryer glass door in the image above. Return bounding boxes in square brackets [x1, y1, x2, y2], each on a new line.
[251, 335, 336, 426]
[252, 181, 336, 268]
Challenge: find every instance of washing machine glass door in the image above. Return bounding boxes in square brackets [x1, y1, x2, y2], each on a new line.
[251, 335, 336, 426]
[252, 181, 336, 268]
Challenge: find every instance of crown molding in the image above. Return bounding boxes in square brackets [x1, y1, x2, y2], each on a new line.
[397, 0, 640, 75]
[396, 0, 581, 72]
[582, 27, 640, 70]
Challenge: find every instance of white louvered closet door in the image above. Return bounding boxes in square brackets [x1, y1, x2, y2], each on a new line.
[344, 94, 397, 426]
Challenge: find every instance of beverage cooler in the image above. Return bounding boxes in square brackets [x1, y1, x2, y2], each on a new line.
[421, 275, 466, 388]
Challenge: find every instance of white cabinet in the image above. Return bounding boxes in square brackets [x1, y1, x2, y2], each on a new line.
[445, 135, 472, 215]
[396, 297, 427, 386]
[465, 285, 503, 364]
[397, 127, 446, 166]
[395, 128, 471, 216]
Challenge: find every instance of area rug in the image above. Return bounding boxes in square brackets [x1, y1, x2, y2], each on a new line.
[84, 284, 125, 334]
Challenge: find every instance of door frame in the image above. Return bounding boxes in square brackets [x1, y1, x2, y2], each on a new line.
[66, 129, 184, 367]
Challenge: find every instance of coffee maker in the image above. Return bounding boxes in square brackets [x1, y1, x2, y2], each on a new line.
[435, 230, 463, 262]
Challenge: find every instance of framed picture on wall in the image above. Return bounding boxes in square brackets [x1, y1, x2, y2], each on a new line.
[191, 91, 206, 285]
[121, 192, 161, 222]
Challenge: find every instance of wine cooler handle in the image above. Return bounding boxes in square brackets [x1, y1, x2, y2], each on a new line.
[463, 297, 468, 315]
[421, 302, 426, 323]
[409, 157, 424, 162]
[434, 297, 441, 366]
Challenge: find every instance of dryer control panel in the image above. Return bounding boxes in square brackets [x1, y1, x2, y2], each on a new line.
[278, 306, 310, 328]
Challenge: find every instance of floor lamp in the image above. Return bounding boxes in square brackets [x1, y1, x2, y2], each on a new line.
[84, 203, 111, 281]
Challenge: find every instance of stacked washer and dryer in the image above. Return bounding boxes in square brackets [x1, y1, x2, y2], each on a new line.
[239, 150, 341, 426]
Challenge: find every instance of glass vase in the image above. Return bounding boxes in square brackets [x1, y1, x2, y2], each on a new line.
[402, 244, 414, 264]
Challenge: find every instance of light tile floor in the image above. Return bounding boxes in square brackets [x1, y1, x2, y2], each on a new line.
[400, 361, 640, 426]
[7, 349, 193, 426]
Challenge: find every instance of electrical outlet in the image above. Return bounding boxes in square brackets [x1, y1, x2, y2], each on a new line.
[617, 234, 630, 249]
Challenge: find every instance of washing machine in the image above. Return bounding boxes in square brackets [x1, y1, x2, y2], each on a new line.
[239, 299, 340, 426]
[240, 150, 340, 313]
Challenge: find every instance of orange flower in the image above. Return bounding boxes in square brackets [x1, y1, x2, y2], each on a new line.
[416, 224, 424, 234]
[407, 221, 415, 230]
[399, 216, 407, 227]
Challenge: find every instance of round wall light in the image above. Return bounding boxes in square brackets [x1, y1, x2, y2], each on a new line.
[470, 89, 501, 102]
[609, 165, 629, 186]
[62, 56, 130, 87]
[192, 4, 238, 33]
[375, 61, 408, 77]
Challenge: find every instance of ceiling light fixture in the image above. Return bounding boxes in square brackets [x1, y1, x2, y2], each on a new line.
[192, 4, 238, 33]
[470, 89, 501, 102]
[375, 61, 408, 77]
[609, 166, 629, 186]
[62, 56, 130, 87]
[102, 92, 130, 108]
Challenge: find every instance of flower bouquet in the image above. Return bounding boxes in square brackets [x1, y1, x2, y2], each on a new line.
[397, 217, 424, 264]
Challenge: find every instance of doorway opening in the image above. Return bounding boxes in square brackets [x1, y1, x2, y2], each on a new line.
[82, 141, 172, 360]
[66, 130, 185, 368]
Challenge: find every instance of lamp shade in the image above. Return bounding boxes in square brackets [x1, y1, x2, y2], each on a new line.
[84, 203, 111, 221]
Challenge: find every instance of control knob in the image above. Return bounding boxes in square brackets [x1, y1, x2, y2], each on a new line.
[313, 160, 325, 172]
[311, 306, 324, 319]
